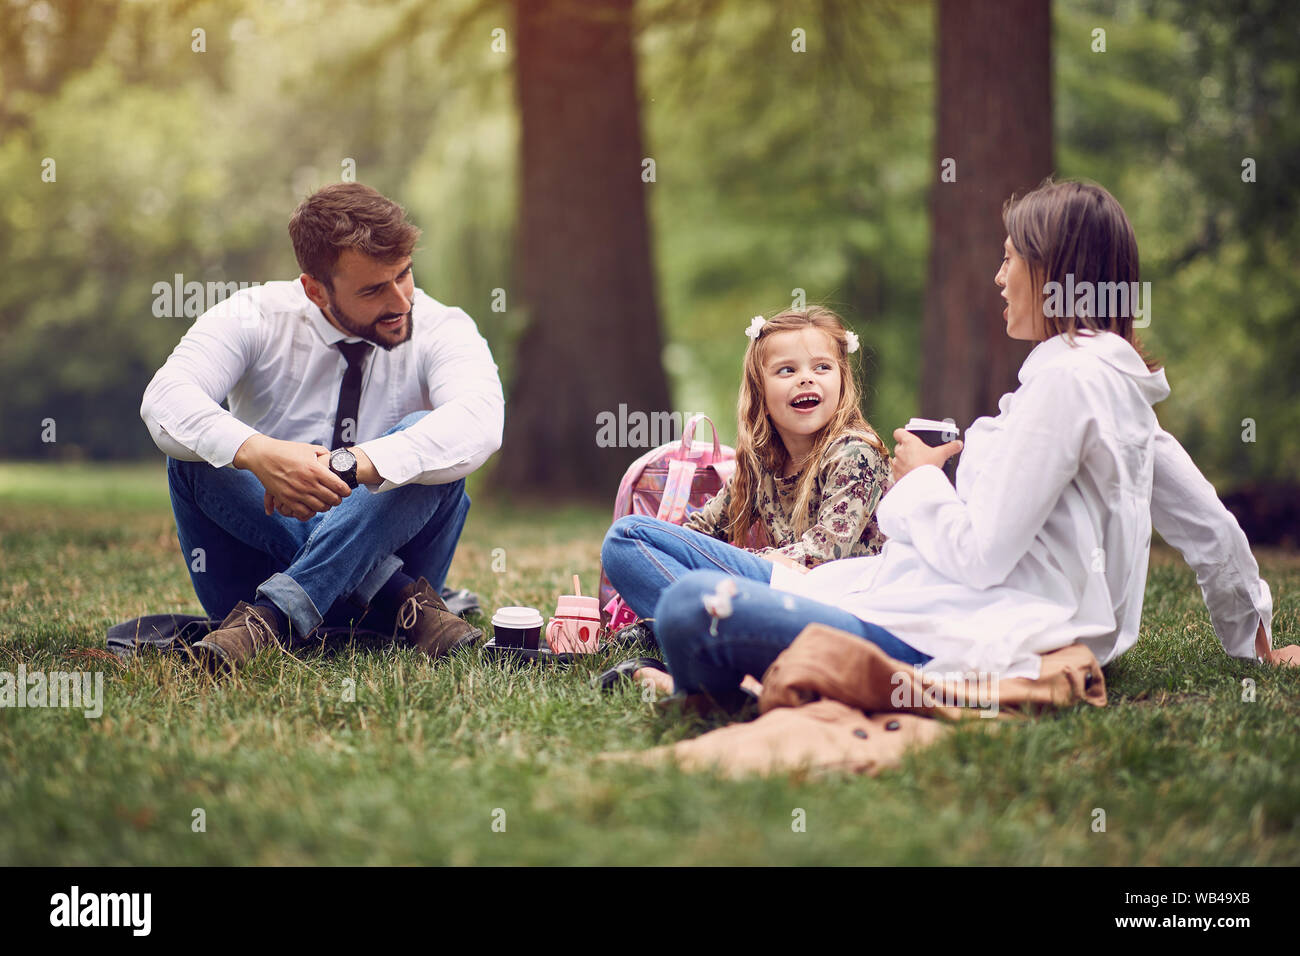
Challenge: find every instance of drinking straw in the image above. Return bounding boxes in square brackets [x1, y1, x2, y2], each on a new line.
[573, 574, 581, 597]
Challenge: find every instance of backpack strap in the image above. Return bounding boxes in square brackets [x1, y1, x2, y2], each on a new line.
[680, 414, 723, 464]
[657, 457, 698, 523]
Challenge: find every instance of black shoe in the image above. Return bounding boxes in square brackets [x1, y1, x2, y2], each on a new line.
[439, 586, 481, 619]
[608, 618, 657, 649]
[594, 656, 668, 692]
[656, 687, 759, 720]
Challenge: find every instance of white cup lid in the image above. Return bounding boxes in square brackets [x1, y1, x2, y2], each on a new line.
[491, 606, 543, 629]
[906, 417, 961, 434]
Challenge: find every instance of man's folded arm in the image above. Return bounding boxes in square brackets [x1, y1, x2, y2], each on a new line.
[356, 310, 505, 491]
[1151, 425, 1273, 661]
[139, 296, 261, 467]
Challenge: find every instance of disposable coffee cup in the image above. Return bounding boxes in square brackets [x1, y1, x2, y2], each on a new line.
[905, 417, 961, 447]
[905, 417, 961, 483]
[491, 606, 543, 650]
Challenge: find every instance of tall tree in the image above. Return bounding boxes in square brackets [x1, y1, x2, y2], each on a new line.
[492, 0, 672, 499]
[922, 0, 1052, 429]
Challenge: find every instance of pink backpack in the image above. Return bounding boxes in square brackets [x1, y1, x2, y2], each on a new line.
[599, 414, 738, 628]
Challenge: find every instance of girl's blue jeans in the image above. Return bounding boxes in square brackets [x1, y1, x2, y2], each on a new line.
[601, 515, 929, 698]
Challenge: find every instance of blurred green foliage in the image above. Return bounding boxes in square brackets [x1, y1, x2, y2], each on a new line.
[1056, 0, 1300, 485]
[1, 0, 1296, 488]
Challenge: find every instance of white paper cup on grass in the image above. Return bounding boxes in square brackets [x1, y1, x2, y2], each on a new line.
[491, 606, 543, 650]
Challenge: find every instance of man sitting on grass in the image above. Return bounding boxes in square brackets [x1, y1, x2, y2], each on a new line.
[140, 183, 504, 673]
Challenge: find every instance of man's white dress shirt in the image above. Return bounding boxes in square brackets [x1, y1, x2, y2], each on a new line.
[770, 331, 1273, 679]
[140, 280, 504, 493]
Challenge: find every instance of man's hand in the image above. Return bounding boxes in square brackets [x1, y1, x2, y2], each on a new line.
[307, 446, 380, 483]
[891, 428, 963, 484]
[233, 434, 352, 521]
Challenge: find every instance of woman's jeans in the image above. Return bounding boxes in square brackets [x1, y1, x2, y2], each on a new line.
[167, 411, 468, 639]
[601, 515, 929, 698]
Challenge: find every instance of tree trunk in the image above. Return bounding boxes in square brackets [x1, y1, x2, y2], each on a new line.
[922, 0, 1053, 430]
[493, 0, 671, 499]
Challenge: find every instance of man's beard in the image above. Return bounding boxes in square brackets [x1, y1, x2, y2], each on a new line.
[325, 295, 414, 351]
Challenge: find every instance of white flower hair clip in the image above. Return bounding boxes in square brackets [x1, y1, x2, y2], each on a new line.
[744, 315, 767, 340]
[845, 330, 860, 354]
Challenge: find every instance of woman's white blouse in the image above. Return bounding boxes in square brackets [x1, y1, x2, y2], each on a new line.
[771, 331, 1273, 679]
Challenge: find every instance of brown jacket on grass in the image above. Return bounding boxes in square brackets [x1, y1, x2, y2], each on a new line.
[609, 623, 1107, 778]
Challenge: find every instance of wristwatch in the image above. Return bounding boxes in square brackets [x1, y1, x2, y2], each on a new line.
[328, 448, 359, 489]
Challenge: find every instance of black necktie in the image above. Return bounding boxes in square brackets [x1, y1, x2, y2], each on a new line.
[331, 341, 372, 449]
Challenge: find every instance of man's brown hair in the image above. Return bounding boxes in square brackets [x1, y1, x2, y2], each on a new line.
[288, 183, 421, 288]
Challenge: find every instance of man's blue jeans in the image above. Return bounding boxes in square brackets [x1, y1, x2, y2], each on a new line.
[167, 411, 469, 639]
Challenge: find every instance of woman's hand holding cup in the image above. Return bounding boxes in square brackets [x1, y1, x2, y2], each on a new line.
[891, 427, 962, 483]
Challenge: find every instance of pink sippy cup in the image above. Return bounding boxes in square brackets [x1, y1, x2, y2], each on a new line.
[546, 575, 604, 654]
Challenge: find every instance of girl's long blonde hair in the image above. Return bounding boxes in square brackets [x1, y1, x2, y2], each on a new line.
[725, 307, 888, 545]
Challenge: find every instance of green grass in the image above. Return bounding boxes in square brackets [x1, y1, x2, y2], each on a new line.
[1, 461, 1298, 865]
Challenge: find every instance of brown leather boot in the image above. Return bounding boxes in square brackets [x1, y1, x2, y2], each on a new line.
[191, 602, 286, 674]
[396, 577, 482, 659]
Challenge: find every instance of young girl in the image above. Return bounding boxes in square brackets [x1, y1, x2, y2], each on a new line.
[646, 179, 1286, 705]
[598, 307, 891, 690]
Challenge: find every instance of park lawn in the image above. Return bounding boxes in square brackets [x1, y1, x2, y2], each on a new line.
[0, 461, 1297, 866]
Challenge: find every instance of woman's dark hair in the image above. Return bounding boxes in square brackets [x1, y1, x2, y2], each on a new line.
[1003, 178, 1159, 370]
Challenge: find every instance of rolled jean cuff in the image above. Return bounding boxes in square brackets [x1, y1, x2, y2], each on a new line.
[256, 572, 324, 639]
[351, 554, 404, 608]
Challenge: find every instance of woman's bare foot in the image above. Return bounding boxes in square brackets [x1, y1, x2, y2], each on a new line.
[633, 667, 675, 697]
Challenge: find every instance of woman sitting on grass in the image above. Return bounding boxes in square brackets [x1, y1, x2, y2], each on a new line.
[597, 307, 892, 689]
[640, 179, 1290, 705]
